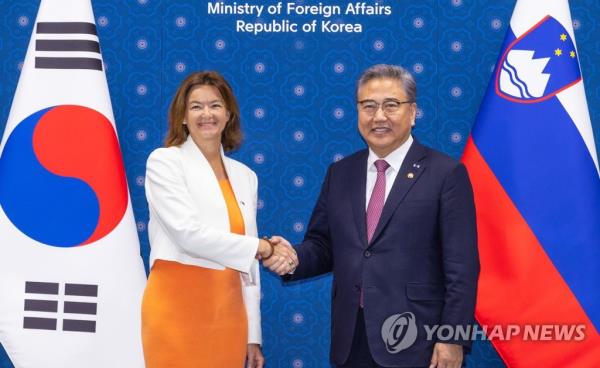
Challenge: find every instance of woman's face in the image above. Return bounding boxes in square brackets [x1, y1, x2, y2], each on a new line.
[184, 84, 230, 146]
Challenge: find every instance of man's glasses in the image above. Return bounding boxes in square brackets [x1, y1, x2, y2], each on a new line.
[357, 99, 414, 116]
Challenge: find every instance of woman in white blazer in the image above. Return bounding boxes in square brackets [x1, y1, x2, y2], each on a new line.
[141, 71, 297, 368]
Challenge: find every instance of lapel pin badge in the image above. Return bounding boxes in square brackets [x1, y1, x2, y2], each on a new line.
[407, 172, 414, 179]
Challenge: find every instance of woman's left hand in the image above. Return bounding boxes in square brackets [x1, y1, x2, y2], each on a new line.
[246, 343, 265, 368]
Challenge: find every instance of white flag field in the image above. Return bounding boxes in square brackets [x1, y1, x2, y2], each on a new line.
[0, 1, 146, 367]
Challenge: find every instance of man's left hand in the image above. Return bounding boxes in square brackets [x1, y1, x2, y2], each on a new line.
[429, 342, 463, 368]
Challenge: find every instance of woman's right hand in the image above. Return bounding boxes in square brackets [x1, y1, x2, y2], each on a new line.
[256, 238, 274, 260]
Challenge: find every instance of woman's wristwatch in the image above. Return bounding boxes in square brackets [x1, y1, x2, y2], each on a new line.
[260, 236, 274, 260]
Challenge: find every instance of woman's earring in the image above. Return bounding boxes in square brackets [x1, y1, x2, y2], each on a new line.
[182, 121, 187, 125]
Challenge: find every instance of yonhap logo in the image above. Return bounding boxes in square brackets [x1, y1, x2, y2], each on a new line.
[381, 312, 418, 353]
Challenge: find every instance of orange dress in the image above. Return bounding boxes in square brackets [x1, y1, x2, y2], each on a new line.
[142, 179, 248, 367]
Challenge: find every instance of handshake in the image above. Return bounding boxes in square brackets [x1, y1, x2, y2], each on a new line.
[256, 236, 298, 275]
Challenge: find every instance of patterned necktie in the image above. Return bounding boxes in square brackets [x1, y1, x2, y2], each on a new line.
[361, 159, 390, 307]
[366, 159, 390, 243]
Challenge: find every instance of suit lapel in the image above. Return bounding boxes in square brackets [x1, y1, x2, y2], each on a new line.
[368, 140, 428, 247]
[350, 151, 369, 247]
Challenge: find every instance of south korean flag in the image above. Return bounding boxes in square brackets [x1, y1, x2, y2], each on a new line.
[0, 1, 146, 367]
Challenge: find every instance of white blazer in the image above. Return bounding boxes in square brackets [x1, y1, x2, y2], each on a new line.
[145, 135, 262, 344]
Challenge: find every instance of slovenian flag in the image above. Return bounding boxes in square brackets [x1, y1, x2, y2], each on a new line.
[0, 1, 146, 367]
[462, 0, 600, 366]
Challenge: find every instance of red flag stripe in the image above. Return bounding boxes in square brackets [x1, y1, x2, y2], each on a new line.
[462, 138, 600, 367]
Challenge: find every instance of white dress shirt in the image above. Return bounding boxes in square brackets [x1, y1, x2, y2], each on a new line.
[365, 135, 414, 208]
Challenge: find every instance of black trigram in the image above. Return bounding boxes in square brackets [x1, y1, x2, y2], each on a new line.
[23, 281, 98, 333]
[35, 22, 102, 71]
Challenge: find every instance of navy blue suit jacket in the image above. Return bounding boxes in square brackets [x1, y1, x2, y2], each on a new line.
[285, 139, 479, 367]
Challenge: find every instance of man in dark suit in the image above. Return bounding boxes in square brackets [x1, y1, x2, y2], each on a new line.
[266, 64, 479, 368]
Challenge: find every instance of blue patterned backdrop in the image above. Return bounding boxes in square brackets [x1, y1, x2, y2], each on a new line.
[1, 1, 599, 367]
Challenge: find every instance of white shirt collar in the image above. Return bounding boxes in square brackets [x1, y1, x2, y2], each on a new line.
[367, 135, 414, 173]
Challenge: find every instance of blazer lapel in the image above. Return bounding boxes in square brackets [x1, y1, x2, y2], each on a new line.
[351, 151, 369, 247]
[180, 136, 224, 210]
[368, 139, 428, 247]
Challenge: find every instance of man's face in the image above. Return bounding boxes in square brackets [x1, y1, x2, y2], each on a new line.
[357, 78, 416, 158]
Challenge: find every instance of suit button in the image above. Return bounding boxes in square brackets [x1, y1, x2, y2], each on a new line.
[364, 250, 372, 258]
